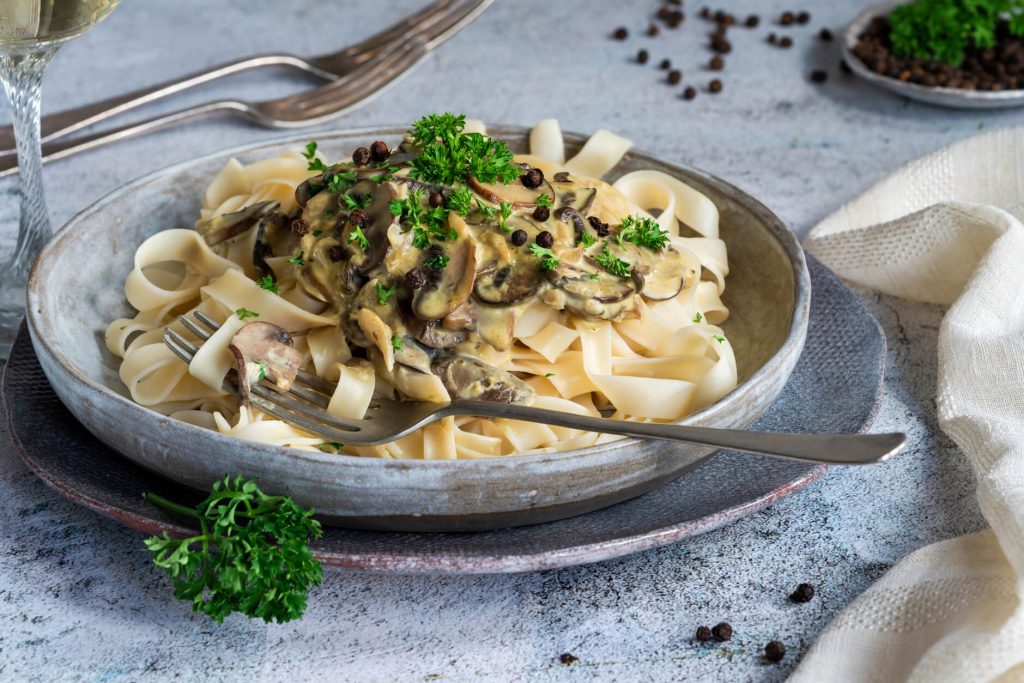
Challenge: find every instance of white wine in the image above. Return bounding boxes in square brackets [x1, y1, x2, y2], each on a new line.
[0, 0, 118, 51]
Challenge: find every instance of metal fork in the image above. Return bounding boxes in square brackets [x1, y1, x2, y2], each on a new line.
[0, 0, 482, 155]
[163, 312, 906, 466]
[0, 0, 493, 177]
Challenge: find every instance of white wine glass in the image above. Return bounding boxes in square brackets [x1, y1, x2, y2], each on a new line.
[0, 0, 119, 355]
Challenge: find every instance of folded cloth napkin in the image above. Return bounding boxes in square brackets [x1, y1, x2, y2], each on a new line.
[789, 128, 1024, 683]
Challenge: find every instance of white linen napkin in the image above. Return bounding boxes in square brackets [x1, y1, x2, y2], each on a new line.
[789, 128, 1024, 683]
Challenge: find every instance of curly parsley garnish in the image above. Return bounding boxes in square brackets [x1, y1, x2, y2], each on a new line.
[391, 334, 403, 352]
[390, 190, 456, 249]
[536, 193, 553, 208]
[529, 243, 560, 271]
[593, 243, 632, 277]
[713, 334, 726, 344]
[254, 360, 269, 382]
[498, 202, 514, 231]
[423, 252, 450, 270]
[890, 0, 1024, 66]
[341, 193, 371, 210]
[288, 251, 305, 267]
[302, 141, 327, 172]
[375, 281, 397, 305]
[407, 113, 520, 185]
[143, 476, 323, 624]
[348, 226, 369, 251]
[235, 307, 259, 321]
[577, 230, 596, 248]
[257, 275, 280, 293]
[448, 186, 474, 216]
[327, 170, 357, 194]
[617, 215, 670, 250]
[693, 312, 703, 324]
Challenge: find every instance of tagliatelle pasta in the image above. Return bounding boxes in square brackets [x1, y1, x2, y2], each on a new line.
[105, 117, 737, 459]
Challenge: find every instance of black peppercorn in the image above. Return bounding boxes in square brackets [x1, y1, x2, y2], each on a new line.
[780, 11, 795, 25]
[767, 32, 777, 44]
[510, 229, 528, 246]
[712, 39, 732, 54]
[612, 27, 628, 40]
[682, 86, 697, 100]
[588, 216, 610, 237]
[657, 7, 671, 20]
[429, 191, 445, 208]
[712, 622, 733, 642]
[533, 205, 551, 222]
[349, 208, 370, 228]
[351, 146, 371, 165]
[695, 625, 713, 642]
[709, 56, 724, 70]
[810, 70, 828, 83]
[291, 218, 310, 237]
[659, 58, 672, 70]
[521, 168, 544, 189]
[536, 231, 554, 249]
[637, 49, 649, 64]
[765, 640, 786, 663]
[790, 583, 815, 603]
[709, 78, 723, 93]
[405, 268, 426, 289]
[328, 245, 346, 262]
[369, 140, 390, 162]
[819, 27, 833, 41]
[745, 15, 760, 28]
[797, 10, 810, 24]
[668, 69, 682, 85]
[666, 10, 684, 28]
[647, 24, 659, 37]
[558, 653, 578, 666]
[779, 36, 793, 48]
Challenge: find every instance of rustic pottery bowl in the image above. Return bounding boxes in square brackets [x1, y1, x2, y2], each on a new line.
[27, 126, 810, 532]
[843, 0, 1024, 109]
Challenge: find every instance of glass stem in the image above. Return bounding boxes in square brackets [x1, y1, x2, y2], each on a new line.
[0, 48, 56, 285]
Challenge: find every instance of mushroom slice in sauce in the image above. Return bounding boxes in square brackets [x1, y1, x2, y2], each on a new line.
[252, 210, 293, 278]
[432, 355, 535, 404]
[412, 230, 478, 321]
[468, 175, 555, 208]
[405, 315, 466, 349]
[545, 261, 638, 321]
[355, 308, 396, 372]
[338, 180, 397, 275]
[228, 322, 303, 404]
[196, 201, 279, 247]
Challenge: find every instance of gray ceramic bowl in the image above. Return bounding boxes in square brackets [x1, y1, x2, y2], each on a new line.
[27, 126, 810, 532]
[843, 1, 1024, 109]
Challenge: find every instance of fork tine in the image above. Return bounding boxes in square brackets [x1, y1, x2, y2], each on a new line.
[164, 328, 198, 363]
[336, 0, 457, 64]
[422, 0, 495, 51]
[179, 314, 211, 341]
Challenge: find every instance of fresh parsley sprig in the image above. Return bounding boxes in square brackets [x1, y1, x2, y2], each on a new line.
[143, 476, 323, 624]
[890, 0, 1024, 66]
[348, 227, 369, 251]
[617, 215, 670, 251]
[302, 141, 327, 172]
[235, 307, 259, 321]
[257, 275, 280, 293]
[593, 242, 632, 277]
[390, 190, 456, 249]
[407, 113, 520, 185]
[375, 281, 397, 305]
[529, 243, 560, 271]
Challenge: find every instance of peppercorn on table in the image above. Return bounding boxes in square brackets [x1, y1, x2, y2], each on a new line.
[0, 0, 995, 680]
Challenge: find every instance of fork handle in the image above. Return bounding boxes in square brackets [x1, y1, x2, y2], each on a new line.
[444, 402, 905, 465]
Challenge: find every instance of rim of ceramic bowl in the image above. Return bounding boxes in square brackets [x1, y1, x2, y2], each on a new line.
[843, 0, 1024, 105]
[27, 124, 810, 471]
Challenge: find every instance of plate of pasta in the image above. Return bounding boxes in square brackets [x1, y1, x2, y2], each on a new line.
[26, 116, 810, 531]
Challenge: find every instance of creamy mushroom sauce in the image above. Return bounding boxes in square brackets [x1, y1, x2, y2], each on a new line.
[196, 139, 693, 405]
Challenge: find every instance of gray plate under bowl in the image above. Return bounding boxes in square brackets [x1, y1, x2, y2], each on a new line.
[26, 126, 810, 532]
[5, 256, 885, 573]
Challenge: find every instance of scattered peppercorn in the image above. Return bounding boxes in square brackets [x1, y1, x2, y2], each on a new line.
[536, 231, 554, 249]
[819, 27, 833, 42]
[810, 69, 828, 83]
[765, 640, 786, 663]
[712, 622, 733, 642]
[797, 11, 810, 24]
[291, 218, 310, 237]
[521, 167, 544, 189]
[328, 245, 346, 262]
[428, 191, 445, 208]
[351, 146, 371, 165]
[666, 10, 684, 28]
[791, 583, 815, 603]
[587, 215, 610, 236]
[637, 48, 650, 64]
[682, 86, 697, 100]
[718, 13, 735, 27]
[709, 55, 724, 70]
[699, 7, 711, 20]
[559, 653, 578, 666]
[659, 58, 672, 70]
[779, 36, 793, 48]
[780, 11, 795, 26]
[405, 268, 426, 289]
[767, 32, 777, 44]
[612, 26, 628, 40]
[369, 140, 390, 162]
[695, 625, 713, 642]
[657, 6, 672, 20]
[349, 208, 370, 228]
[668, 69, 682, 85]
[712, 38, 732, 54]
[509, 229, 528, 246]
[709, 78, 723, 93]
[647, 23, 660, 37]
[533, 205, 551, 222]
[745, 14, 760, 28]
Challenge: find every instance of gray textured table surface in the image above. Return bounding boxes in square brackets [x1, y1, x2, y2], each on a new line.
[0, 1, 1001, 680]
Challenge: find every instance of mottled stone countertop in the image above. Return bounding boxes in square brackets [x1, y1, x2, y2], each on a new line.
[0, 0, 1004, 680]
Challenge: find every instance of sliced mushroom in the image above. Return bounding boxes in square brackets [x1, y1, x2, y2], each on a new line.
[339, 180, 397, 275]
[443, 301, 476, 331]
[549, 177, 597, 214]
[228, 322, 303, 404]
[432, 355, 535, 404]
[196, 201, 278, 247]
[405, 316, 466, 349]
[356, 308, 396, 372]
[472, 304, 516, 351]
[474, 261, 546, 305]
[545, 261, 638, 320]
[412, 229, 478, 321]
[252, 211, 293, 278]
[597, 240, 690, 302]
[468, 175, 555, 208]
